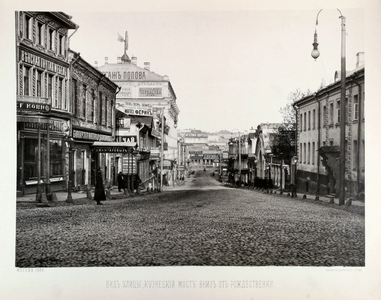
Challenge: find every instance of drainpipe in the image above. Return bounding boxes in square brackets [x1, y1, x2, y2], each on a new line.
[292, 103, 298, 194]
[351, 72, 362, 196]
[67, 24, 79, 54]
[112, 86, 121, 184]
[316, 92, 321, 195]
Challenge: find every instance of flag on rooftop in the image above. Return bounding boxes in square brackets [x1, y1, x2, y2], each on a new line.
[117, 33, 124, 43]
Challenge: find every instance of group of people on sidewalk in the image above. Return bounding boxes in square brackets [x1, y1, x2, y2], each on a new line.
[93, 169, 188, 205]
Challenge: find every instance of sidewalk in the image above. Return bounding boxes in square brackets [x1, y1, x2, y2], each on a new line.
[16, 187, 143, 203]
[271, 188, 364, 207]
[16, 179, 188, 204]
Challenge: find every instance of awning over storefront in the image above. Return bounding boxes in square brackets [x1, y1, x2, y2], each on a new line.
[91, 141, 137, 153]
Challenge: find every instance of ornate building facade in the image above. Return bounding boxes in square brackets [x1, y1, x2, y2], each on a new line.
[16, 12, 78, 198]
[96, 43, 180, 188]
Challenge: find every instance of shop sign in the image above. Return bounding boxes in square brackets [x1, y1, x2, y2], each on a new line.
[117, 136, 137, 143]
[20, 50, 67, 76]
[123, 101, 152, 116]
[150, 128, 161, 138]
[17, 101, 51, 113]
[150, 148, 160, 160]
[139, 87, 162, 97]
[20, 118, 66, 133]
[73, 129, 113, 142]
[122, 156, 137, 174]
[103, 71, 147, 81]
[93, 147, 132, 154]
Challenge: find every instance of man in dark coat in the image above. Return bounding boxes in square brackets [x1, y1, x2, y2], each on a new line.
[117, 172, 124, 192]
[94, 168, 106, 205]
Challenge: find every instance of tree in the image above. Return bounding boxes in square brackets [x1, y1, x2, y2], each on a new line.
[271, 88, 312, 164]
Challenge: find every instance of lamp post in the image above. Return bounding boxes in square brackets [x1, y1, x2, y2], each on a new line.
[293, 156, 298, 198]
[254, 157, 257, 187]
[65, 138, 74, 203]
[311, 9, 346, 205]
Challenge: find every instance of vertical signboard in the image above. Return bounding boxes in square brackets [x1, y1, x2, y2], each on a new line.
[122, 155, 137, 174]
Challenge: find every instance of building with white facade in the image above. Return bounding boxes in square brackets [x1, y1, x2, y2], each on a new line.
[96, 41, 180, 188]
[294, 53, 365, 199]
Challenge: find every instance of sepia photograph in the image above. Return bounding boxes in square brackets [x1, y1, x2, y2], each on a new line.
[2, 0, 381, 299]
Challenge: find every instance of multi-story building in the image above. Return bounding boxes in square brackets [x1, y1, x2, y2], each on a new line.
[293, 53, 365, 199]
[68, 50, 119, 189]
[96, 41, 180, 188]
[16, 11, 78, 198]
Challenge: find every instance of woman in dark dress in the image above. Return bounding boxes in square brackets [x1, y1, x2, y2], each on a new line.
[94, 168, 106, 205]
[117, 172, 124, 192]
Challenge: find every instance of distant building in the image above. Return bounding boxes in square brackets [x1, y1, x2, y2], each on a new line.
[96, 45, 180, 187]
[294, 53, 365, 199]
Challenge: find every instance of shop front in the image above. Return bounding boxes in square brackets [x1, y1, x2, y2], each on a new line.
[72, 128, 114, 189]
[91, 142, 154, 193]
[17, 115, 70, 196]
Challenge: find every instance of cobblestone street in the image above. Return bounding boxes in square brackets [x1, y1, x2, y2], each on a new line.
[16, 170, 365, 267]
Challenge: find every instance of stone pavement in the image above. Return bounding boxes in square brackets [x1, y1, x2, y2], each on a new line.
[16, 176, 364, 209]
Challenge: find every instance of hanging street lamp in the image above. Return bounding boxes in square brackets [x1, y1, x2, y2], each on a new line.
[311, 9, 346, 205]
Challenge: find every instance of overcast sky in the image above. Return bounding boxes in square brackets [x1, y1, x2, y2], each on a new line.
[67, 7, 364, 133]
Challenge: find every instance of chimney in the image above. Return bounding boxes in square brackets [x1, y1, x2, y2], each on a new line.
[105, 57, 108, 64]
[117, 57, 121, 64]
[131, 55, 137, 65]
[144, 62, 150, 71]
[94, 61, 98, 68]
[356, 52, 364, 68]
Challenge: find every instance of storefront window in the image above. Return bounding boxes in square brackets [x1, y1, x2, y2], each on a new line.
[24, 138, 40, 180]
[50, 139, 63, 176]
[23, 137, 63, 181]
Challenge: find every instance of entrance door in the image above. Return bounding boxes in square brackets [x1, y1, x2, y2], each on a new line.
[91, 154, 96, 186]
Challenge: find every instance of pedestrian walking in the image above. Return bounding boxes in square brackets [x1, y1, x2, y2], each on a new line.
[94, 167, 106, 205]
[117, 171, 124, 192]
